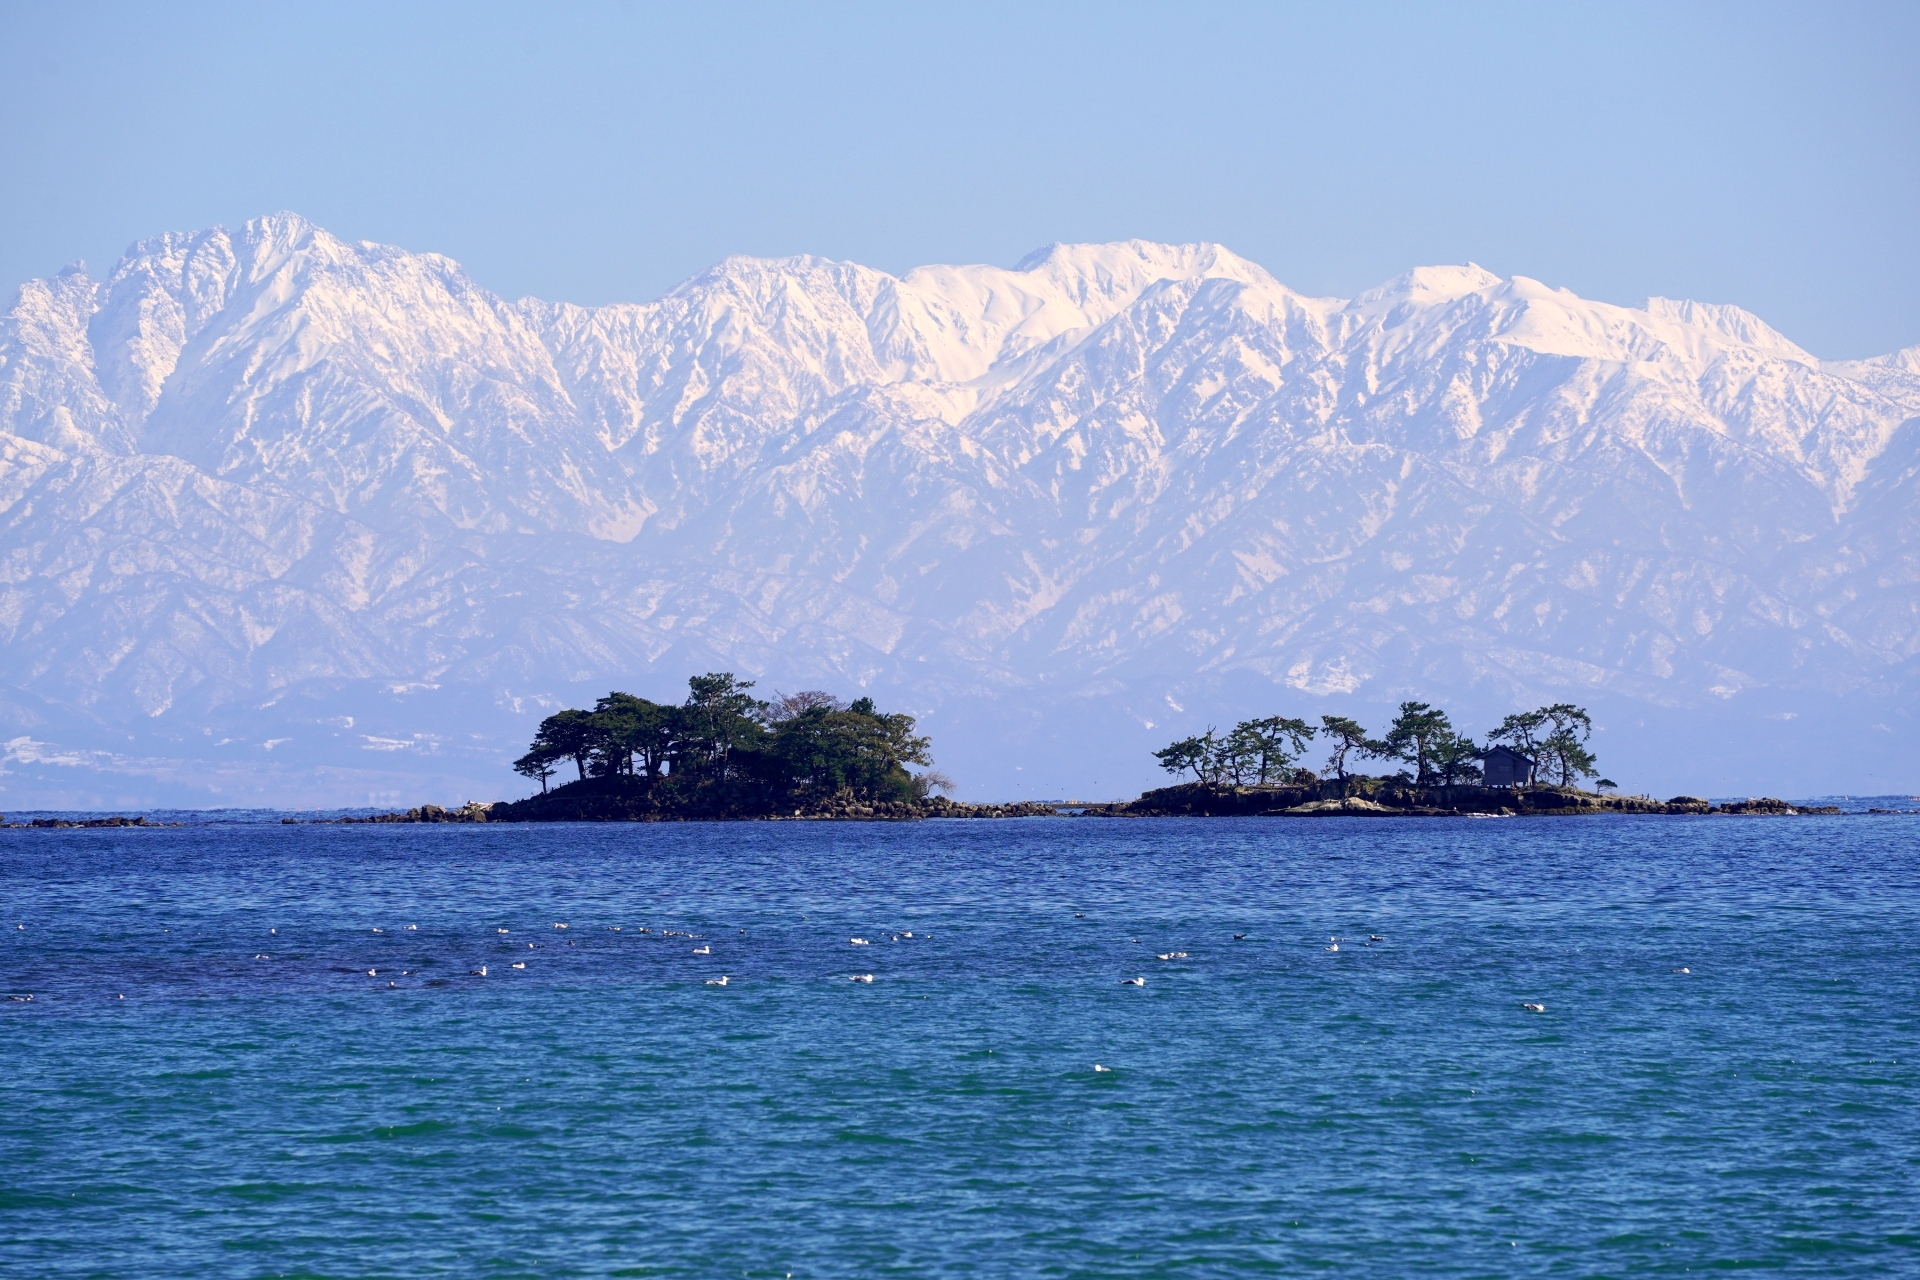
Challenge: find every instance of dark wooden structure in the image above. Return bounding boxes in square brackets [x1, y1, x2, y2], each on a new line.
[1476, 745, 1536, 788]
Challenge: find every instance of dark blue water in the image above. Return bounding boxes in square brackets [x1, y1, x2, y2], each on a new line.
[4, 816, 1917, 1277]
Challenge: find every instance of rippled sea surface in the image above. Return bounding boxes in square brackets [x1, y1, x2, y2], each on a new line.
[3, 815, 1918, 1277]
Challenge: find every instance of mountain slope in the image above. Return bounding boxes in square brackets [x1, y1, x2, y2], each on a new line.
[1, 214, 1915, 805]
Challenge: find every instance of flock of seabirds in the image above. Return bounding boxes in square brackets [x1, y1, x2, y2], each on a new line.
[5, 916, 1699, 1028]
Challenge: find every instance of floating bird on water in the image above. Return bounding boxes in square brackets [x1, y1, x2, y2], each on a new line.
[406, 924, 417, 931]
[849, 973, 874, 983]
[1672, 967, 1691, 974]
[1233, 934, 1246, 940]
[1074, 913, 1085, 919]
[1370, 935, 1385, 942]
[1327, 944, 1340, 952]
[554, 922, 568, 930]
[1093, 1064, 1112, 1072]
[692, 945, 710, 955]
[850, 937, 870, 946]
[8, 994, 31, 1002]
[254, 953, 271, 960]
[371, 927, 384, 934]
[1120, 977, 1146, 987]
[1156, 951, 1188, 960]
[367, 968, 377, 976]
[497, 928, 509, 935]
[1521, 1002, 1546, 1013]
[706, 975, 729, 986]
[471, 966, 488, 976]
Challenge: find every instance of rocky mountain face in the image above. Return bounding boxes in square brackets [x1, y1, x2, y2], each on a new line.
[2, 214, 1916, 806]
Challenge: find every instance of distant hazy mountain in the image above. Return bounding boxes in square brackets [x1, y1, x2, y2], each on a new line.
[2, 214, 1915, 806]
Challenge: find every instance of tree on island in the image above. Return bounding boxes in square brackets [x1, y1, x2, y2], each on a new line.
[1380, 702, 1450, 785]
[765, 694, 932, 804]
[1378, 701, 1486, 787]
[1431, 730, 1484, 786]
[512, 748, 559, 794]
[507, 674, 941, 813]
[1223, 716, 1317, 784]
[1147, 698, 1598, 797]
[1488, 703, 1597, 787]
[1153, 729, 1224, 784]
[1318, 715, 1383, 797]
[1152, 715, 1316, 786]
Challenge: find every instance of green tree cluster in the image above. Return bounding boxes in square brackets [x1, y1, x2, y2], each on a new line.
[1152, 700, 1601, 792]
[1152, 715, 1316, 786]
[512, 674, 938, 810]
[1484, 703, 1598, 787]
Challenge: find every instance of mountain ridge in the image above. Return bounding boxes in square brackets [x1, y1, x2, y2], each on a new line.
[1, 212, 1916, 804]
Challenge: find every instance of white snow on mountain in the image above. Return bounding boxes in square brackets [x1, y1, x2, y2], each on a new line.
[1, 213, 1916, 805]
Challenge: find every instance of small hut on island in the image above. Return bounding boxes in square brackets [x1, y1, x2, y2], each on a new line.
[1476, 745, 1536, 788]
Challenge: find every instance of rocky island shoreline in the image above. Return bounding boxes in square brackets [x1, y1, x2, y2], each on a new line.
[272, 778, 1840, 825]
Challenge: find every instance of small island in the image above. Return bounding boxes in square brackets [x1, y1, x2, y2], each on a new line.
[313, 681, 1838, 823]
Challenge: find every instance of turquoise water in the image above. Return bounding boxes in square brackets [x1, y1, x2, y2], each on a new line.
[3, 816, 1917, 1277]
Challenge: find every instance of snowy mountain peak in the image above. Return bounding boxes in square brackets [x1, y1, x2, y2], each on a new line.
[1644, 296, 1814, 362]
[1, 215, 1918, 806]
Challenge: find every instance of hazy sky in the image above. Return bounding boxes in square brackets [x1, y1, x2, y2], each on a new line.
[2, 1, 1916, 358]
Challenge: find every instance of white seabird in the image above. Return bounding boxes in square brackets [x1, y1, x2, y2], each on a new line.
[511, 962, 526, 970]
[706, 976, 729, 986]
[1120, 977, 1145, 986]
[850, 937, 870, 946]
[849, 973, 874, 983]
[471, 965, 488, 976]
[692, 945, 710, 955]
[1521, 1002, 1545, 1013]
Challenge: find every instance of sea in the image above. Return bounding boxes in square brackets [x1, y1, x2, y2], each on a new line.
[3, 813, 1916, 1277]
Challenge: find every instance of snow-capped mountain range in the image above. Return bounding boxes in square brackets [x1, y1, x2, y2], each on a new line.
[3, 213, 1916, 805]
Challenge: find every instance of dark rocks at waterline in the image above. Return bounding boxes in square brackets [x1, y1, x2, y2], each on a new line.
[1100, 782, 1844, 818]
[483, 777, 1065, 823]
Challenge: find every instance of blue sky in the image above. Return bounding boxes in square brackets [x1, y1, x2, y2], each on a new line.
[2, 0, 1916, 358]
